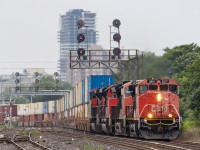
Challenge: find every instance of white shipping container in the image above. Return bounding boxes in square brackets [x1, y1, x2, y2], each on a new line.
[74, 106, 77, 118]
[77, 82, 82, 105]
[69, 91, 74, 109]
[17, 104, 24, 115]
[29, 103, 35, 115]
[48, 101, 55, 113]
[60, 97, 64, 112]
[78, 105, 81, 118]
[85, 77, 89, 103]
[85, 103, 91, 118]
[23, 104, 30, 115]
[34, 102, 43, 114]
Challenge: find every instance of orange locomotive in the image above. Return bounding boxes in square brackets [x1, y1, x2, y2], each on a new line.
[90, 78, 180, 140]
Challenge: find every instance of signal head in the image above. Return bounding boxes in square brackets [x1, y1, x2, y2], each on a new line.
[35, 79, 39, 84]
[54, 72, 59, 76]
[77, 19, 85, 29]
[113, 33, 121, 42]
[15, 72, 19, 77]
[34, 72, 39, 77]
[77, 48, 86, 56]
[113, 19, 121, 28]
[113, 48, 121, 56]
[15, 86, 20, 91]
[77, 34, 85, 43]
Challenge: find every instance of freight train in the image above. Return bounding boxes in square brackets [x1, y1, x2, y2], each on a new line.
[14, 75, 180, 140]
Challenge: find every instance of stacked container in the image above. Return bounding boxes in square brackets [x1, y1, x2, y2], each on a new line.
[17, 104, 24, 126]
[29, 103, 35, 126]
[43, 101, 48, 121]
[34, 102, 44, 122]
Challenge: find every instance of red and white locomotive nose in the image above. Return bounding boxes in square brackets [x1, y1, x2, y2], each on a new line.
[137, 78, 180, 139]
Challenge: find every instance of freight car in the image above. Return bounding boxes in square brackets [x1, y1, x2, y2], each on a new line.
[89, 78, 180, 140]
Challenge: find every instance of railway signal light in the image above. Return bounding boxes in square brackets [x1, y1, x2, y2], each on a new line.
[77, 34, 85, 43]
[34, 72, 39, 77]
[15, 86, 20, 92]
[35, 79, 39, 84]
[113, 33, 121, 42]
[113, 19, 121, 28]
[15, 72, 19, 77]
[77, 48, 87, 60]
[54, 72, 59, 76]
[77, 48, 85, 56]
[113, 48, 121, 56]
[77, 19, 85, 29]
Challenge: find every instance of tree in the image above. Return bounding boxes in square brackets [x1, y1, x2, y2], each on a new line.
[31, 75, 72, 102]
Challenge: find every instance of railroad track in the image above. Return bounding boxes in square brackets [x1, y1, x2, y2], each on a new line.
[10, 129, 51, 150]
[52, 128, 200, 150]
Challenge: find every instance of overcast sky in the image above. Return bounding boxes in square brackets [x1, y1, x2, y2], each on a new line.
[0, 0, 200, 75]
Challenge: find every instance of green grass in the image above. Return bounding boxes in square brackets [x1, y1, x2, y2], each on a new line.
[179, 119, 200, 142]
[31, 129, 41, 136]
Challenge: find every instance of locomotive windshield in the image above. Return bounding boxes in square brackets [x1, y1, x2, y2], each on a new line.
[160, 85, 168, 91]
[139, 84, 178, 94]
[149, 85, 157, 90]
[169, 84, 178, 94]
[139, 85, 148, 94]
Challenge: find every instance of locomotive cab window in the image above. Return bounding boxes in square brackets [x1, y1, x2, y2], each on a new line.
[160, 85, 168, 91]
[169, 84, 178, 94]
[149, 85, 157, 91]
[125, 87, 132, 97]
[139, 85, 148, 94]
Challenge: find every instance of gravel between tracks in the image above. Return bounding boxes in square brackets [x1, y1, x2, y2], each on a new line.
[0, 128, 127, 150]
[31, 131, 127, 150]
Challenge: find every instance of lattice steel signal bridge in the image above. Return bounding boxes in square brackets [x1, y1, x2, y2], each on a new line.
[70, 49, 141, 69]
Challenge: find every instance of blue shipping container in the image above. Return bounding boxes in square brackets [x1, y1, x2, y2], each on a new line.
[82, 79, 85, 103]
[43, 101, 48, 114]
[87, 75, 114, 100]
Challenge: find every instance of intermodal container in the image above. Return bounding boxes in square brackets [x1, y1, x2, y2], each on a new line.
[87, 75, 114, 101]
[23, 104, 30, 115]
[75, 82, 82, 106]
[60, 97, 64, 112]
[44, 114, 49, 121]
[54, 100, 57, 113]
[0, 105, 18, 116]
[82, 79, 85, 103]
[43, 101, 48, 114]
[17, 104, 24, 116]
[29, 115, 35, 122]
[85, 77, 88, 103]
[0, 114, 4, 123]
[12, 105, 17, 116]
[34, 102, 43, 114]
[68, 90, 74, 109]
[29, 103, 35, 115]
[56, 99, 60, 113]
[48, 101, 55, 113]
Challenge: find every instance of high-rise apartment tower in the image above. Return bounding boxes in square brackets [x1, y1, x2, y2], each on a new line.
[57, 9, 98, 84]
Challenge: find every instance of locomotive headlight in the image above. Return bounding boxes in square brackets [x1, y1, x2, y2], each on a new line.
[157, 93, 162, 101]
[168, 113, 172, 118]
[147, 113, 153, 118]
